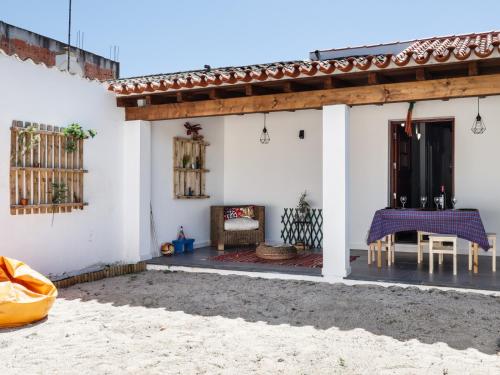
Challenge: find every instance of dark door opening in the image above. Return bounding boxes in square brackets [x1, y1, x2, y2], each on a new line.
[389, 119, 454, 243]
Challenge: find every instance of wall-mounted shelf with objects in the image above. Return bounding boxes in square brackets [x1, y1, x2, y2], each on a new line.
[9, 120, 88, 215]
[173, 137, 209, 199]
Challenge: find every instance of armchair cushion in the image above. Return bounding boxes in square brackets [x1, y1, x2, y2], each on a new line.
[223, 206, 255, 220]
[224, 217, 260, 231]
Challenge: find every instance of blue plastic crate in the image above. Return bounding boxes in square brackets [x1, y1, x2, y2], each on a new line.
[184, 238, 195, 252]
[172, 239, 185, 254]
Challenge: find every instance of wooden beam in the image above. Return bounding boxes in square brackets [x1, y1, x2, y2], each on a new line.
[368, 72, 379, 85]
[208, 89, 220, 100]
[281, 81, 313, 93]
[125, 73, 500, 121]
[282, 81, 293, 93]
[468, 61, 479, 76]
[323, 77, 335, 89]
[415, 68, 427, 81]
[245, 84, 253, 96]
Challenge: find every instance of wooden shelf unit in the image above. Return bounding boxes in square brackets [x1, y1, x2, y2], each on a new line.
[173, 137, 209, 199]
[9, 120, 88, 215]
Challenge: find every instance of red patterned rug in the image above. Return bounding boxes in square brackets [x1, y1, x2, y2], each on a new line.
[210, 250, 358, 268]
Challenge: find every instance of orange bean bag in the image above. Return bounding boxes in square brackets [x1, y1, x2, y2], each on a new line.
[0, 256, 57, 328]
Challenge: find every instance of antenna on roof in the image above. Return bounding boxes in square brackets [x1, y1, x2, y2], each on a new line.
[67, 0, 72, 71]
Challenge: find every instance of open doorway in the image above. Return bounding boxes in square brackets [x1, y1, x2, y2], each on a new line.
[389, 118, 454, 243]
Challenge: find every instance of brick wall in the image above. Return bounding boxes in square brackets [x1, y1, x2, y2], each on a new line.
[84, 62, 115, 81]
[0, 36, 56, 66]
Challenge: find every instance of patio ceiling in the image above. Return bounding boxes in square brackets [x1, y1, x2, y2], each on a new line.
[109, 31, 500, 120]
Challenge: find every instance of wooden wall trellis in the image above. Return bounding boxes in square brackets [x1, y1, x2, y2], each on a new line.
[9, 120, 88, 215]
[173, 136, 210, 199]
[280, 208, 323, 249]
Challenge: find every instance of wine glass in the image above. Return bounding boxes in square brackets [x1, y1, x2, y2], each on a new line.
[400, 195, 407, 209]
[420, 196, 427, 209]
[434, 197, 440, 210]
[452, 197, 457, 209]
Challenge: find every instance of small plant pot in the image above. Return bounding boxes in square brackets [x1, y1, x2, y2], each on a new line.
[20, 198, 29, 206]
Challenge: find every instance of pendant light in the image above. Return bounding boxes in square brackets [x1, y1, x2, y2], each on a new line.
[260, 113, 270, 144]
[416, 123, 421, 141]
[471, 97, 486, 135]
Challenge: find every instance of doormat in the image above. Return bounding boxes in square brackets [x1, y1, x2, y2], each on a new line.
[210, 250, 358, 268]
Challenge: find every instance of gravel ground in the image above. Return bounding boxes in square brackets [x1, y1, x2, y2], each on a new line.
[1, 270, 499, 374]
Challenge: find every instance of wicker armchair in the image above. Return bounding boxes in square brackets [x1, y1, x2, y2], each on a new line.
[211, 205, 265, 251]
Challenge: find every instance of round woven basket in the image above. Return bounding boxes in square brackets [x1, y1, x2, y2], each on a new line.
[256, 244, 297, 260]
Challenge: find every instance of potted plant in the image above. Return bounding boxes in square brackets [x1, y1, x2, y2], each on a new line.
[50, 182, 68, 225]
[18, 125, 41, 157]
[296, 190, 311, 221]
[19, 198, 29, 206]
[63, 123, 97, 153]
[184, 122, 203, 140]
[182, 154, 191, 169]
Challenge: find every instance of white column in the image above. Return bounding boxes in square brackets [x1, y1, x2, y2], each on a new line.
[123, 120, 152, 262]
[322, 104, 351, 279]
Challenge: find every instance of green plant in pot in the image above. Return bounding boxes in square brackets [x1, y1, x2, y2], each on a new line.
[296, 190, 311, 221]
[18, 125, 41, 157]
[50, 182, 68, 225]
[63, 123, 97, 153]
[182, 154, 191, 169]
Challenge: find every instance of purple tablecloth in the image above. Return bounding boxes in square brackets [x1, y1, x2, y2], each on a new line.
[367, 209, 490, 250]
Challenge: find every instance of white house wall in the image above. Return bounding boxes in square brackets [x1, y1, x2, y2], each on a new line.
[223, 110, 323, 243]
[151, 117, 225, 248]
[349, 96, 500, 253]
[0, 53, 126, 275]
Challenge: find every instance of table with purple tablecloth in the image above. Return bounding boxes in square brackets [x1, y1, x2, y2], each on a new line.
[367, 209, 490, 250]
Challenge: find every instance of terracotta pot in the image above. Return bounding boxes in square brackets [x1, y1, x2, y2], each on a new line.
[20, 198, 29, 206]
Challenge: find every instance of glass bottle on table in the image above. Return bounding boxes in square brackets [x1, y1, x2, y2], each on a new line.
[440, 185, 446, 210]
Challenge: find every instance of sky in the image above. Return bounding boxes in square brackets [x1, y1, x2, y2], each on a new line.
[2, 0, 500, 78]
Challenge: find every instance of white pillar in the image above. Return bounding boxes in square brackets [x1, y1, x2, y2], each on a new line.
[123, 120, 152, 262]
[322, 104, 351, 279]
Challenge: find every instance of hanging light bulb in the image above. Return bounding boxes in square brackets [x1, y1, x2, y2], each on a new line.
[416, 123, 421, 140]
[260, 113, 270, 144]
[471, 97, 486, 135]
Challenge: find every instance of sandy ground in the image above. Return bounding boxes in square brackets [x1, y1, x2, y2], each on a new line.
[0, 271, 499, 375]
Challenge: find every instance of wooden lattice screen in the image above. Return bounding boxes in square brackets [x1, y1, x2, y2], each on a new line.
[280, 208, 323, 249]
[9, 120, 87, 215]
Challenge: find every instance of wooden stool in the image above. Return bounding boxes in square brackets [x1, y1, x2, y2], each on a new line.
[468, 233, 496, 272]
[429, 235, 458, 275]
[417, 231, 432, 264]
[368, 234, 395, 266]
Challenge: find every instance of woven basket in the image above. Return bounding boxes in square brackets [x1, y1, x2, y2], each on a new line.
[256, 244, 297, 260]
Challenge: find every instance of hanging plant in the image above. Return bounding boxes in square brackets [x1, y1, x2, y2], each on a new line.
[51, 182, 68, 204]
[50, 182, 68, 226]
[18, 125, 41, 156]
[63, 123, 97, 152]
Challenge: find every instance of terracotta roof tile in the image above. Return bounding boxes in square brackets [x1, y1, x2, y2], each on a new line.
[109, 31, 500, 95]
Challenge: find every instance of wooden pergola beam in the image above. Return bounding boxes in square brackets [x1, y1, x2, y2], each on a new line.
[125, 73, 500, 121]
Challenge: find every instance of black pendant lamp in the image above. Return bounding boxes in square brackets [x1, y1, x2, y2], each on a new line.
[260, 113, 270, 144]
[471, 97, 486, 135]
